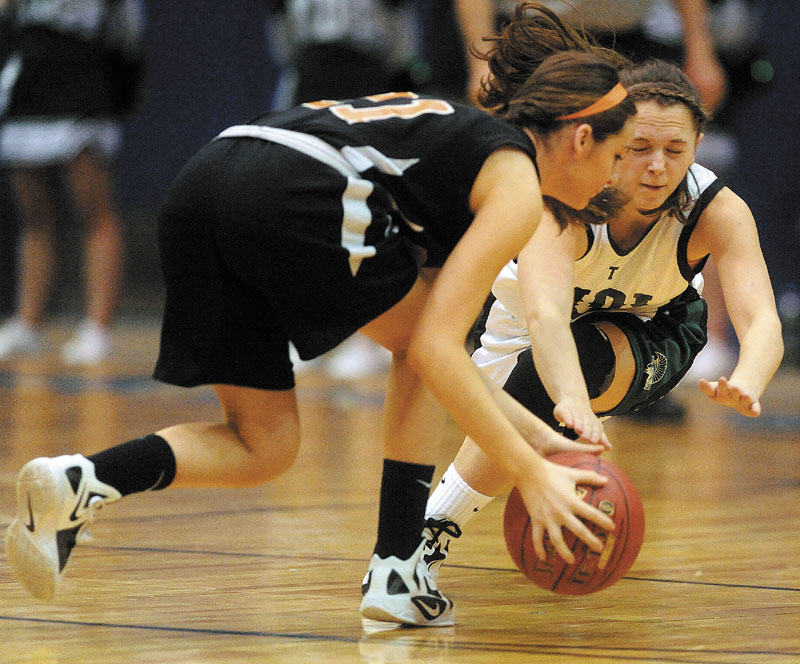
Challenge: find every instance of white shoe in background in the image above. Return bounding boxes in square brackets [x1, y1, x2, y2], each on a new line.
[0, 319, 43, 359]
[60, 321, 112, 365]
[684, 338, 736, 382]
[325, 335, 391, 380]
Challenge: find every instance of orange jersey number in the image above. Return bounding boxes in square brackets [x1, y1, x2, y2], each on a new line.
[303, 92, 454, 125]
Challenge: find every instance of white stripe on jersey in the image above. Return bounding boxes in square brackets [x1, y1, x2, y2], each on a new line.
[216, 125, 400, 276]
[341, 177, 376, 276]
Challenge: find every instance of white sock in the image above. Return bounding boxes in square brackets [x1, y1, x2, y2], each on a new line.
[426, 463, 494, 529]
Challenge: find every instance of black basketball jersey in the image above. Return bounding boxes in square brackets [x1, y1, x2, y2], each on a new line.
[247, 93, 538, 266]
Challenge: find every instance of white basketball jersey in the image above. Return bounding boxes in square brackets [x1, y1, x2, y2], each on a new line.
[476, 164, 721, 382]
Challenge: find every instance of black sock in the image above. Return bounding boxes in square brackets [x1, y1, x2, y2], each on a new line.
[88, 434, 177, 497]
[374, 458, 435, 560]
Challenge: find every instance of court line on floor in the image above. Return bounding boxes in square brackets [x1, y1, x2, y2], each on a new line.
[0, 501, 375, 529]
[1, 527, 793, 594]
[2, 502, 798, 595]
[0, 614, 794, 663]
[67, 544, 800, 593]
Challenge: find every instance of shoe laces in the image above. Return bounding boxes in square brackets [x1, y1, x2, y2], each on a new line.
[423, 517, 462, 545]
[76, 495, 107, 544]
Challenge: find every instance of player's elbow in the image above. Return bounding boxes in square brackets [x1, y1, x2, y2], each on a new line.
[526, 306, 565, 337]
[406, 326, 447, 380]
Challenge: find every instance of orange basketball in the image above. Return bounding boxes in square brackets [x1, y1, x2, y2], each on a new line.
[503, 452, 645, 595]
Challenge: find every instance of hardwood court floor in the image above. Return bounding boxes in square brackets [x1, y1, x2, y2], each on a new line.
[1, 322, 798, 663]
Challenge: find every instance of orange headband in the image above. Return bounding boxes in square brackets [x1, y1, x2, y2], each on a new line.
[557, 82, 628, 121]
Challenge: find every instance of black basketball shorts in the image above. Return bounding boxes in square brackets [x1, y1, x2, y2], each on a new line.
[152, 134, 418, 390]
[582, 286, 708, 416]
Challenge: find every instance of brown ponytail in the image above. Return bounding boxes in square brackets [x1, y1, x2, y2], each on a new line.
[477, 3, 635, 140]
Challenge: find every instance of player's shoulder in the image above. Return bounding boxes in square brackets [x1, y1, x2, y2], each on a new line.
[686, 163, 720, 200]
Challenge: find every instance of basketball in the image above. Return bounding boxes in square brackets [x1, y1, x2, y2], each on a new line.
[503, 452, 645, 595]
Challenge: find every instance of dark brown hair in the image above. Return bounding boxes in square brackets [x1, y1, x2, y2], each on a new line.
[475, 3, 636, 227]
[477, 3, 635, 141]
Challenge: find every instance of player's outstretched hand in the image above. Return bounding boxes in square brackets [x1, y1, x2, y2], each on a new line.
[531, 422, 608, 459]
[517, 459, 614, 564]
[698, 376, 761, 417]
[553, 396, 611, 450]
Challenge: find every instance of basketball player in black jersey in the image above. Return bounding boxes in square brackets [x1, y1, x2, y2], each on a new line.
[6, 4, 636, 626]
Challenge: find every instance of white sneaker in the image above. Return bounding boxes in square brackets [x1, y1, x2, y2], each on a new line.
[60, 322, 111, 365]
[5, 454, 121, 601]
[421, 517, 462, 584]
[0, 319, 43, 359]
[360, 539, 455, 627]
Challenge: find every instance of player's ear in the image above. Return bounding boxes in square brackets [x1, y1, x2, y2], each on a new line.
[573, 124, 594, 154]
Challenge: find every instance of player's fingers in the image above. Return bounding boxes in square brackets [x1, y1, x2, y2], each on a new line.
[575, 418, 612, 450]
[565, 513, 604, 553]
[576, 417, 601, 445]
[699, 378, 718, 399]
[531, 522, 547, 561]
[546, 521, 575, 564]
[585, 419, 608, 447]
[572, 469, 608, 488]
[738, 395, 760, 417]
[574, 497, 615, 532]
[560, 439, 606, 456]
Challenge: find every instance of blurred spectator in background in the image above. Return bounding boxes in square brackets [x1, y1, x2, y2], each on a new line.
[450, 1, 727, 111]
[0, 7, 14, 316]
[265, 0, 420, 378]
[266, 0, 417, 109]
[727, 1, 800, 367]
[0, 0, 145, 365]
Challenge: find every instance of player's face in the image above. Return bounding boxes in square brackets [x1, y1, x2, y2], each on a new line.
[572, 118, 636, 209]
[615, 100, 700, 212]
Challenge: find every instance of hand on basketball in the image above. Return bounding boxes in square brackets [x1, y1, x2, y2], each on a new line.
[553, 397, 611, 450]
[698, 376, 761, 417]
[518, 461, 614, 564]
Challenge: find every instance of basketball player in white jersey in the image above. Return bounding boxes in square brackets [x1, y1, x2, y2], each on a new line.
[422, 59, 783, 578]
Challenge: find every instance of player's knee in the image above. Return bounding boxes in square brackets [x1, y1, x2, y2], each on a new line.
[238, 427, 300, 487]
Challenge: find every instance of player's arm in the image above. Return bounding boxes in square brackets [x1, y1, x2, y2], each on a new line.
[407, 147, 613, 562]
[453, 0, 493, 104]
[518, 212, 609, 446]
[671, 0, 726, 112]
[690, 187, 783, 415]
